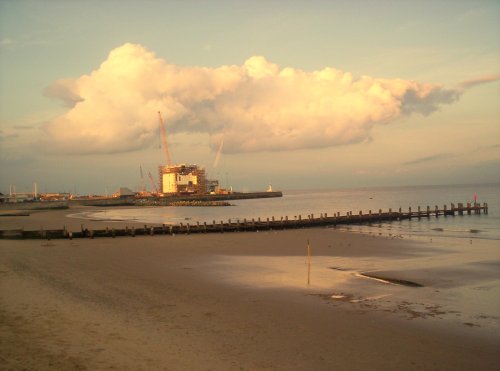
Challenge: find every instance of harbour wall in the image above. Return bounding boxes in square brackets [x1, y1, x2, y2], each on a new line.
[0, 191, 283, 209]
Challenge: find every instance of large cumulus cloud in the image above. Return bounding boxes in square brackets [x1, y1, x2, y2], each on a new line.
[42, 43, 461, 154]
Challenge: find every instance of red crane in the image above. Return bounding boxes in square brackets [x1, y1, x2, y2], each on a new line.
[158, 111, 172, 166]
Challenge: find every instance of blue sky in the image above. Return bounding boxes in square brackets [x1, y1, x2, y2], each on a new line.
[0, 0, 499, 194]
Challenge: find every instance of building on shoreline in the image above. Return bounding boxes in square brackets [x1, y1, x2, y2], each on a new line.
[205, 179, 220, 194]
[159, 164, 206, 195]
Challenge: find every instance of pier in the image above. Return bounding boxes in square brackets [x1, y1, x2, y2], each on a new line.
[0, 202, 488, 240]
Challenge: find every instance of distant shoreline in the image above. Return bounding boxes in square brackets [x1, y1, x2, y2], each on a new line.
[0, 191, 283, 209]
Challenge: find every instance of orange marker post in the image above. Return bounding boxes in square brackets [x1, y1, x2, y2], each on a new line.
[307, 239, 311, 286]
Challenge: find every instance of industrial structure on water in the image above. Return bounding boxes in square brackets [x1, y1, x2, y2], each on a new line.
[159, 164, 206, 195]
[155, 111, 218, 196]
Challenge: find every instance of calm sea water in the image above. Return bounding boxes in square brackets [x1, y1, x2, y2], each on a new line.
[87, 183, 500, 240]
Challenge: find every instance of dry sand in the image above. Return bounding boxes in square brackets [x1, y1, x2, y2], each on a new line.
[1, 208, 499, 370]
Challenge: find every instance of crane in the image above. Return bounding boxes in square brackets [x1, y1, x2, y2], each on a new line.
[139, 165, 145, 193]
[148, 171, 159, 194]
[158, 111, 172, 166]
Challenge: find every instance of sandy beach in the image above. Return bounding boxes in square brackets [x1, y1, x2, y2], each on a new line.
[1, 207, 499, 370]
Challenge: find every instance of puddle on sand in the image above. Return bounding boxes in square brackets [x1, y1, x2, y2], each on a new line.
[203, 255, 352, 290]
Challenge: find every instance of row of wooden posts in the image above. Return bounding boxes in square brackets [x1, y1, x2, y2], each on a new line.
[0, 202, 488, 240]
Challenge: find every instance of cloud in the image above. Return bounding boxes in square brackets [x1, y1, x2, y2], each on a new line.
[0, 36, 50, 48]
[401, 88, 459, 115]
[403, 153, 454, 166]
[41, 43, 462, 155]
[458, 74, 500, 90]
[13, 125, 34, 130]
[473, 143, 500, 152]
[44, 78, 84, 107]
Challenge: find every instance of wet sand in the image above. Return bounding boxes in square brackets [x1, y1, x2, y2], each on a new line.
[1, 208, 499, 370]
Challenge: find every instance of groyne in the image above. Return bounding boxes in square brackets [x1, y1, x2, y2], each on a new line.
[0, 202, 488, 240]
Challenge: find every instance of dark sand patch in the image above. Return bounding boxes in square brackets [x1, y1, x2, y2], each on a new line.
[328, 266, 353, 271]
[358, 272, 424, 287]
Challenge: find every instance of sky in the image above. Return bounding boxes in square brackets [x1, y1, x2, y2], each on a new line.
[0, 0, 499, 194]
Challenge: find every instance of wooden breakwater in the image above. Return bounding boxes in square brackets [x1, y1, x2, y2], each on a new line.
[0, 202, 488, 240]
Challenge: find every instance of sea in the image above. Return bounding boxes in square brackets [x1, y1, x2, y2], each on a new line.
[85, 183, 500, 241]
